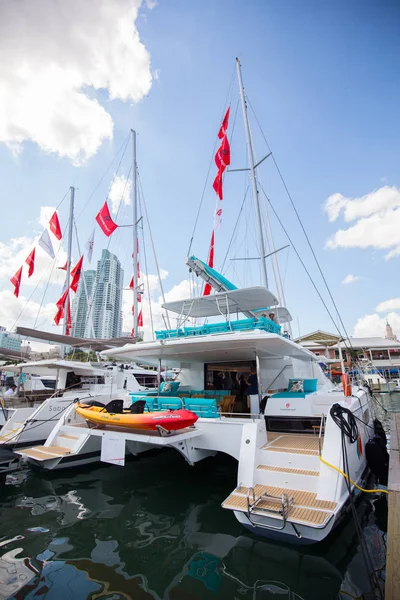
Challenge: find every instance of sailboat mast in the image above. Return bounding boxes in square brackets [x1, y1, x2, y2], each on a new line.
[63, 185, 75, 336]
[132, 129, 138, 336]
[236, 57, 268, 289]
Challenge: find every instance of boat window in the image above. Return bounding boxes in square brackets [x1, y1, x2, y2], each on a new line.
[265, 416, 321, 434]
[134, 374, 158, 388]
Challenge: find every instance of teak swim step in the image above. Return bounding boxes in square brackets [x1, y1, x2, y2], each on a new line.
[261, 434, 321, 455]
[222, 484, 336, 528]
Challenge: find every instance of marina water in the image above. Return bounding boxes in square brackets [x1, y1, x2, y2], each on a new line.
[0, 395, 393, 600]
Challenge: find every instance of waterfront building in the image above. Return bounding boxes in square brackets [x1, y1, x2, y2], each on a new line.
[0, 327, 21, 352]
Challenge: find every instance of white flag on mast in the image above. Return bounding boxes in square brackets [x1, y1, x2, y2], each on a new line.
[85, 228, 95, 263]
[38, 229, 55, 259]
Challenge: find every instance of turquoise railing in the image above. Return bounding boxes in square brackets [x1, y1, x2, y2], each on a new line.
[155, 316, 281, 340]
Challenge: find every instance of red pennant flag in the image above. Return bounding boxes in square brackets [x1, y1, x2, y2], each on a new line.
[96, 201, 118, 237]
[138, 310, 143, 327]
[70, 255, 84, 293]
[203, 231, 215, 296]
[26, 248, 35, 278]
[213, 167, 223, 200]
[215, 135, 230, 172]
[54, 305, 63, 326]
[58, 261, 67, 271]
[10, 266, 23, 298]
[129, 276, 133, 289]
[138, 293, 142, 303]
[56, 288, 69, 309]
[218, 107, 230, 139]
[137, 261, 141, 279]
[49, 211, 62, 241]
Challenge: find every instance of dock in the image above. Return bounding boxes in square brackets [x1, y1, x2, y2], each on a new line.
[386, 412, 400, 600]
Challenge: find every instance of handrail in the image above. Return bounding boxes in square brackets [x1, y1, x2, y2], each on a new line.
[318, 413, 325, 456]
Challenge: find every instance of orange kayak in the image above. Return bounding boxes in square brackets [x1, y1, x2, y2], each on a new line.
[75, 404, 198, 432]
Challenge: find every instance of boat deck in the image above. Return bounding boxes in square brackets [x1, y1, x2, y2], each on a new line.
[222, 484, 337, 527]
[262, 433, 321, 455]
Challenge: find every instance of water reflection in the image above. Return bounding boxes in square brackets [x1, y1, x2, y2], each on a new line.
[0, 443, 387, 599]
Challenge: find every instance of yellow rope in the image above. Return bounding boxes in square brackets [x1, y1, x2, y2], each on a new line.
[319, 456, 389, 495]
[0, 426, 22, 441]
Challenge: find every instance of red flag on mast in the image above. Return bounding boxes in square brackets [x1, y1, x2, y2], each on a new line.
[218, 107, 230, 139]
[96, 202, 118, 237]
[203, 231, 215, 296]
[58, 261, 67, 271]
[212, 167, 223, 200]
[138, 310, 143, 327]
[49, 211, 62, 241]
[215, 134, 230, 172]
[70, 255, 84, 293]
[10, 266, 23, 298]
[26, 248, 35, 278]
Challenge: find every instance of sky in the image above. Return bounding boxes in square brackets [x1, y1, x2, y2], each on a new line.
[0, 0, 399, 346]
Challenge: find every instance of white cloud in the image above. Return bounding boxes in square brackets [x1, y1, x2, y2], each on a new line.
[376, 298, 400, 313]
[109, 175, 132, 214]
[324, 186, 400, 260]
[0, 290, 55, 333]
[341, 274, 361, 285]
[354, 311, 400, 338]
[0, 0, 153, 164]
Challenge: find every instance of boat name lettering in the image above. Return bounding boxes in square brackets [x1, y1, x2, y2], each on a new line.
[151, 415, 181, 420]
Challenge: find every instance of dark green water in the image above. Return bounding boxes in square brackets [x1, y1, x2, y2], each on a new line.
[0, 394, 393, 600]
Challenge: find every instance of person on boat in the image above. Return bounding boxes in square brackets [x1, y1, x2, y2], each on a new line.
[246, 368, 258, 395]
[238, 374, 248, 411]
[4, 384, 16, 397]
[268, 312, 275, 322]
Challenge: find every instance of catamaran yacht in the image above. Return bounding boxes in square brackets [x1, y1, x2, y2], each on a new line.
[16, 283, 375, 544]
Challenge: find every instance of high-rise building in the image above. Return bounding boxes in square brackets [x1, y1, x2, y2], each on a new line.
[92, 249, 124, 339]
[71, 250, 124, 339]
[71, 270, 96, 338]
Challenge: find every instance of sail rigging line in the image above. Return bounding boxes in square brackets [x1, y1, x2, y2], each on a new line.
[186, 66, 237, 259]
[138, 187, 154, 340]
[138, 172, 171, 329]
[75, 131, 131, 222]
[258, 181, 349, 343]
[246, 113, 286, 307]
[247, 98, 355, 349]
[219, 184, 249, 274]
[32, 244, 61, 331]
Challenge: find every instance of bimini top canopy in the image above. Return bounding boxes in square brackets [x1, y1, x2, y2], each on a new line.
[253, 306, 293, 323]
[7, 359, 106, 376]
[16, 326, 137, 351]
[162, 287, 279, 318]
[101, 330, 315, 366]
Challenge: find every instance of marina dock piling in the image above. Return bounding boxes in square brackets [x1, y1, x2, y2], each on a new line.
[385, 412, 400, 600]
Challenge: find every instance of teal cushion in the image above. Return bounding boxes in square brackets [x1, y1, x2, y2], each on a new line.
[272, 392, 306, 399]
[303, 378, 318, 393]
